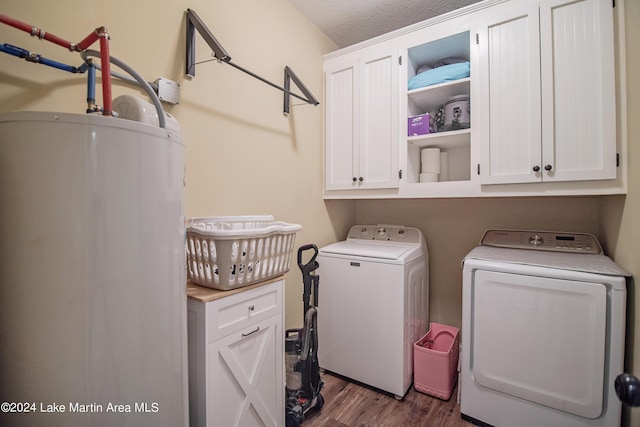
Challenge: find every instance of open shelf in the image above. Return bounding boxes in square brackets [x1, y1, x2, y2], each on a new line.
[408, 78, 470, 113]
[406, 31, 471, 187]
[409, 128, 470, 149]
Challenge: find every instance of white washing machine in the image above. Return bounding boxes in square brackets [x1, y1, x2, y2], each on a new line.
[317, 225, 429, 398]
[461, 230, 629, 427]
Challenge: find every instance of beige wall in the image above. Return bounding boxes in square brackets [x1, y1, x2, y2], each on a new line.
[0, 0, 353, 330]
[355, 197, 602, 328]
[601, 0, 640, 425]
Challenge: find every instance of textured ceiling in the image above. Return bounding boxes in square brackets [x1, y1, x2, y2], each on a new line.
[288, 0, 482, 48]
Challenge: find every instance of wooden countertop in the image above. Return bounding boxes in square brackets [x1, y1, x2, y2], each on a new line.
[187, 275, 284, 303]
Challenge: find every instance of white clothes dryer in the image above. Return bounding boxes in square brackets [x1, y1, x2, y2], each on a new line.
[317, 225, 429, 398]
[461, 230, 629, 427]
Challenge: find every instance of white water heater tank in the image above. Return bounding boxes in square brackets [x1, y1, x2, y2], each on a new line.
[0, 112, 187, 427]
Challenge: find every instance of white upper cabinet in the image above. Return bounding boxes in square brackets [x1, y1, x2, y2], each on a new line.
[477, 0, 616, 184]
[322, 0, 624, 199]
[324, 46, 400, 190]
[540, 0, 616, 182]
[324, 60, 356, 190]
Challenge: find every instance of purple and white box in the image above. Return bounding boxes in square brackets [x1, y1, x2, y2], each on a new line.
[408, 113, 431, 136]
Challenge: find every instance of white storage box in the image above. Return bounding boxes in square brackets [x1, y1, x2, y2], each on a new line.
[186, 215, 302, 290]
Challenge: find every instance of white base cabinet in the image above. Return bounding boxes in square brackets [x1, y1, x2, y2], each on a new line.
[188, 280, 284, 427]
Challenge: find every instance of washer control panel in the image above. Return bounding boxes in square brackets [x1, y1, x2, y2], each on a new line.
[346, 225, 423, 244]
[480, 229, 602, 254]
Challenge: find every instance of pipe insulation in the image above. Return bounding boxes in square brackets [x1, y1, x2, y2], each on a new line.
[98, 33, 112, 115]
[0, 13, 166, 128]
[0, 14, 74, 50]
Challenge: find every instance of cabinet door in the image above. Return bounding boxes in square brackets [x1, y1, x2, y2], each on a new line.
[478, 1, 542, 184]
[357, 48, 400, 189]
[479, 0, 616, 185]
[208, 314, 283, 427]
[539, 0, 616, 182]
[325, 60, 357, 190]
[324, 47, 400, 191]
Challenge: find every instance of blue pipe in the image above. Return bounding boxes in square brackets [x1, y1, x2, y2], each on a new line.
[87, 61, 96, 102]
[2, 41, 166, 127]
[1, 43, 81, 73]
[39, 56, 78, 73]
[0, 43, 23, 58]
[76, 62, 89, 73]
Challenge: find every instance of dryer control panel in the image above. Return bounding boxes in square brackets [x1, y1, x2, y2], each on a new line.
[346, 225, 423, 244]
[480, 229, 603, 254]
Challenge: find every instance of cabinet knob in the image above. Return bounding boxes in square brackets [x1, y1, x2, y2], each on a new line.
[358, 176, 364, 182]
[532, 165, 541, 172]
[544, 164, 553, 171]
[248, 304, 255, 311]
[352, 177, 357, 182]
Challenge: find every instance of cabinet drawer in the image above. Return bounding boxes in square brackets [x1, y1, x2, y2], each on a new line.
[207, 280, 283, 342]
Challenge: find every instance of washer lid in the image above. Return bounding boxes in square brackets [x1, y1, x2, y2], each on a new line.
[465, 245, 630, 277]
[319, 240, 422, 261]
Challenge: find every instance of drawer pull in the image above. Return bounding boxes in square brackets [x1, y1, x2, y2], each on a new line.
[241, 326, 260, 337]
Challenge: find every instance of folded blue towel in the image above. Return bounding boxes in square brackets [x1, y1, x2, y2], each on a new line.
[408, 62, 470, 90]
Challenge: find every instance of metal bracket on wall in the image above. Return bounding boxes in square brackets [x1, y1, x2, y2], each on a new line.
[185, 8, 319, 116]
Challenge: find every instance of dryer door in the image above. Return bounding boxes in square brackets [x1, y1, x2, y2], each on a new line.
[470, 270, 607, 419]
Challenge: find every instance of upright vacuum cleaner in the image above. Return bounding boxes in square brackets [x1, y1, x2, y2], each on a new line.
[285, 244, 324, 427]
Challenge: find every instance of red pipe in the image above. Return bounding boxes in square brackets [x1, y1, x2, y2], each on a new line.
[1, 14, 114, 117]
[0, 14, 73, 50]
[76, 29, 100, 51]
[98, 29, 113, 116]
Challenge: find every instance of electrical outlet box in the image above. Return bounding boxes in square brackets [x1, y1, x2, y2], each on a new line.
[155, 77, 180, 105]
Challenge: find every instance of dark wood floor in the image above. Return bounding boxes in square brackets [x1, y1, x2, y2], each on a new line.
[302, 371, 475, 427]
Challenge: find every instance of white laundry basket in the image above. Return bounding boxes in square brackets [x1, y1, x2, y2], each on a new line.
[186, 215, 302, 290]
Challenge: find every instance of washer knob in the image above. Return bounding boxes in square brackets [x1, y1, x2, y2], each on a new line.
[529, 235, 544, 247]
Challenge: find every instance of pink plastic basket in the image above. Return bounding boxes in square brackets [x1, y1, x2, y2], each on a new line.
[414, 322, 460, 400]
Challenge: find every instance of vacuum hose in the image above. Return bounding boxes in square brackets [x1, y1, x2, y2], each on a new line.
[285, 329, 303, 391]
[300, 307, 318, 363]
[284, 308, 318, 394]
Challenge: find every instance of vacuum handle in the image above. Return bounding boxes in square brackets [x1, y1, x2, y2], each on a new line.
[298, 244, 319, 272]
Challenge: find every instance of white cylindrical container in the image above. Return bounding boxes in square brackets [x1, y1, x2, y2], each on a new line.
[420, 172, 439, 183]
[0, 112, 187, 427]
[421, 148, 441, 174]
[439, 151, 450, 181]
